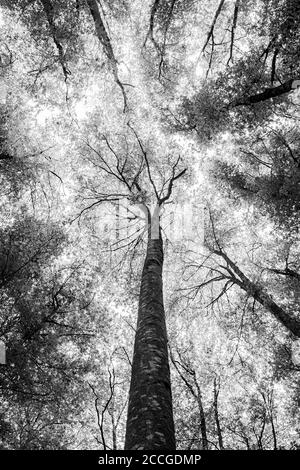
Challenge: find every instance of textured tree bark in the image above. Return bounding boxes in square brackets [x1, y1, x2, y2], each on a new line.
[124, 226, 176, 450]
[249, 286, 300, 338]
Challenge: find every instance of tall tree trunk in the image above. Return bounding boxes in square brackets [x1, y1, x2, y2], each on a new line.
[124, 226, 175, 450]
[169, 351, 208, 450]
[270, 412, 277, 450]
[213, 378, 224, 450]
[192, 375, 208, 450]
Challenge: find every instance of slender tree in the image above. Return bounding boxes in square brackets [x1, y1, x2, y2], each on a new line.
[210, 246, 300, 338]
[170, 349, 208, 450]
[213, 377, 224, 450]
[77, 129, 186, 449]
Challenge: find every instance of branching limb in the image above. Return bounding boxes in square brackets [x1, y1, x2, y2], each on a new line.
[157, 0, 177, 80]
[202, 0, 226, 53]
[271, 48, 279, 85]
[159, 157, 187, 205]
[169, 348, 208, 450]
[86, 0, 128, 111]
[213, 248, 300, 337]
[89, 380, 114, 451]
[267, 267, 300, 281]
[40, 0, 71, 82]
[270, 129, 300, 167]
[227, 0, 240, 65]
[144, 0, 161, 49]
[127, 122, 160, 200]
[143, 0, 177, 80]
[70, 196, 125, 223]
[204, 210, 300, 337]
[234, 78, 300, 106]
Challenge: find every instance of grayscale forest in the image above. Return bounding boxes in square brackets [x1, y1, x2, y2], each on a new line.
[0, 0, 300, 450]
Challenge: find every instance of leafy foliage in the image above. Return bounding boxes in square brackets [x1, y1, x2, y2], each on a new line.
[0, 0, 299, 450]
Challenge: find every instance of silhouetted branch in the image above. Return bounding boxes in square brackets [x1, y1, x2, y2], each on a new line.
[40, 0, 71, 81]
[86, 0, 128, 111]
[227, 0, 240, 65]
[202, 0, 226, 53]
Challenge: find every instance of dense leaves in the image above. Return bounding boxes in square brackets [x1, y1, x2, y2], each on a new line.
[0, 0, 299, 450]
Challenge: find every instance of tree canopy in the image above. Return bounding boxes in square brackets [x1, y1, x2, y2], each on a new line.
[0, 0, 299, 450]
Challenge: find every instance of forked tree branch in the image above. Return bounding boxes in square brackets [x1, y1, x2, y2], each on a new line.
[40, 0, 71, 81]
[202, 0, 226, 53]
[86, 0, 128, 112]
[159, 158, 187, 205]
[227, 0, 240, 65]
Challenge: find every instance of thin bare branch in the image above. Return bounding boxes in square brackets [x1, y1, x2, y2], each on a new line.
[202, 0, 226, 53]
[40, 0, 71, 82]
[227, 0, 240, 65]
